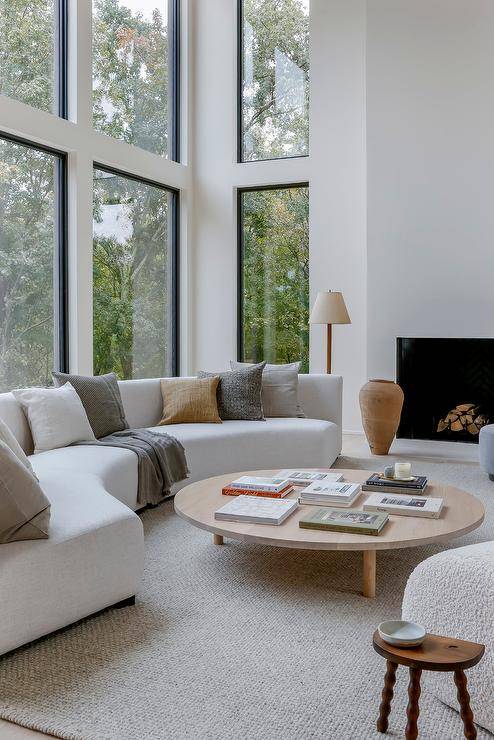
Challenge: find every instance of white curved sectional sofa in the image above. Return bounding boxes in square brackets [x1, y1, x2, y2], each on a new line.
[0, 374, 342, 656]
[402, 541, 494, 735]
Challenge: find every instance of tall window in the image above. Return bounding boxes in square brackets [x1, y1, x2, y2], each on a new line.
[238, 0, 309, 162]
[0, 136, 67, 391]
[0, 0, 67, 116]
[238, 184, 309, 371]
[92, 0, 179, 158]
[93, 167, 178, 379]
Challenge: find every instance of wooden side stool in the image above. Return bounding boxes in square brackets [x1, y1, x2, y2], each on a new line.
[373, 630, 485, 739]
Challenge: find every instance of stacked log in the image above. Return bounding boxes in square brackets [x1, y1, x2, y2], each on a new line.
[437, 404, 489, 436]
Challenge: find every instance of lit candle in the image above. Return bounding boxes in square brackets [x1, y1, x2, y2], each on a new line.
[395, 462, 412, 479]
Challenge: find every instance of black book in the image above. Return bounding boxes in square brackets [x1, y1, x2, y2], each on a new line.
[362, 473, 427, 491]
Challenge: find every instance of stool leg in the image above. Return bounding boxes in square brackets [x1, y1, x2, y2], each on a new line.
[405, 667, 422, 740]
[454, 669, 477, 739]
[377, 660, 397, 733]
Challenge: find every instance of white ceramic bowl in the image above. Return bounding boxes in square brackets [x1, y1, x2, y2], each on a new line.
[378, 620, 426, 648]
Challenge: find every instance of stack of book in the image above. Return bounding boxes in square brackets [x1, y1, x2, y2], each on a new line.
[362, 473, 428, 495]
[299, 508, 388, 536]
[215, 495, 298, 525]
[222, 475, 294, 498]
[298, 481, 361, 508]
[363, 492, 443, 519]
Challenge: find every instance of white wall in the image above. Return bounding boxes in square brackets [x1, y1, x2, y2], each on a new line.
[310, 0, 367, 432]
[191, 0, 367, 431]
[367, 0, 494, 381]
[191, 0, 494, 431]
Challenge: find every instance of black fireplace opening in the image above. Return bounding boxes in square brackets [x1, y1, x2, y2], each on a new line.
[397, 338, 494, 443]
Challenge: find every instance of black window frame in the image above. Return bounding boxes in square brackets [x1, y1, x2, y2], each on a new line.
[0, 131, 69, 374]
[92, 163, 180, 377]
[237, 181, 309, 362]
[169, 0, 181, 163]
[56, 0, 69, 119]
[236, 0, 309, 164]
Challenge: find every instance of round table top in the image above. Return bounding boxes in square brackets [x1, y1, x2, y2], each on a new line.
[373, 630, 485, 671]
[173, 469, 485, 552]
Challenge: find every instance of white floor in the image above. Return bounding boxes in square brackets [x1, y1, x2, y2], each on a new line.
[0, 433, 481, 740]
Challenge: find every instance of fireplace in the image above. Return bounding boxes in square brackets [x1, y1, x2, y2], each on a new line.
[396, 338, 494, 443]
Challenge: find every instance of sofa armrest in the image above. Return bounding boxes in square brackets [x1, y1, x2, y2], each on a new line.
[298, 374, 342, 428]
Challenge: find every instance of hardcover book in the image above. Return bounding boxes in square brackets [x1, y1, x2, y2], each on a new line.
[299, 508, 388, 536]
[229, 476, 290, 494]
[276, 470, 343, 486]
[363, 492, 443, 519]
[214, 495, 298, 525]
[362, 473, 427, 494]
[301, 482, 360, 497]
[222, 484, 294, 499]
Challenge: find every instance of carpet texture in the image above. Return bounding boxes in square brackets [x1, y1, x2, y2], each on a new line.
[0, 456, 493, 739]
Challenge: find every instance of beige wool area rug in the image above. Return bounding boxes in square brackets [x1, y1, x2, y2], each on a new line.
[0, 455, 493, 740]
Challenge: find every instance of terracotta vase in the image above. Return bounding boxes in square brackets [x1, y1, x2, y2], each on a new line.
[359, 379, 404, 455]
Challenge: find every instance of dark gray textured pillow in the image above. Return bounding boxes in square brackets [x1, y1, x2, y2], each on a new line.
[198, 363, 265, 420]
[52, 372, 128, 438]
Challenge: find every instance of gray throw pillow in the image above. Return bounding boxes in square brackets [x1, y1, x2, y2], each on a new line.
[198, 363, 265, 420]
[231, 361, 306, 418]
[52, 372, 128, 438]
[0, 441, 50, 544]
[0, 416, 35, 475]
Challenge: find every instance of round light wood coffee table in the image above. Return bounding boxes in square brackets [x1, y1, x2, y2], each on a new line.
[174, 469, 485, 598]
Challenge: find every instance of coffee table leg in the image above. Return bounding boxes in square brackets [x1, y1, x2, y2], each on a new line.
[377, 660, 397, 733]
[405, 667, 422, 740]
[454, 669, 477, 739]
[362, 550, 376, 597]
[213, 534, 224, 545]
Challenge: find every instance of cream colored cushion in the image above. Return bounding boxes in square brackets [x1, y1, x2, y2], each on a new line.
[0, 416, 34, 474]
[0, 441, 50, 543]
[159, 377, 222, 425]
[13, 383, 96, 453]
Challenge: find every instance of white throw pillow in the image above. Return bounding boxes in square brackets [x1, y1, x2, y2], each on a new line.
[0, 417, 35, 474]
[230, 361, 306, 418]
[13, 383, 96, 454]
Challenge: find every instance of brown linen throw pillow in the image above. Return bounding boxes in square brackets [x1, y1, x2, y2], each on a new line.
[159, 377, 222, 425]
[0, 441, 51, 544]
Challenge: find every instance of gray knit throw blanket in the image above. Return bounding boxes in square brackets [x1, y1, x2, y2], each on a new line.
[76, 429, 189, 506]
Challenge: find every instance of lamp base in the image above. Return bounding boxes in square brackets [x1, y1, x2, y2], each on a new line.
[326, 324, 332, 374]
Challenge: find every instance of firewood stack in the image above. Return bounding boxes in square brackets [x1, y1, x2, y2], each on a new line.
[437, 404, 489, 436]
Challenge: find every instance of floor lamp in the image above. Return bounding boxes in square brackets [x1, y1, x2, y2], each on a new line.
[309, 291, 351, 374]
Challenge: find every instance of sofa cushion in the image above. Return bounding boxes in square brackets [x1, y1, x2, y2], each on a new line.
[159, 376, 222, 424]
[53, 372, 129, 438]
[13, 384, 96, 453]
[198, 363, 265, 421]
[0, 471, 143, 655]
[0, 442, 51, 543]
[0, 417, 34, 474]
[149, 417, 341, 490]
[31, 445, 138, 510]
[231, 361, 305, 418]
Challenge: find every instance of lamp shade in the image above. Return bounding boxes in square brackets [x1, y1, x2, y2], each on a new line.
[309, 291, 351, 325]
